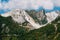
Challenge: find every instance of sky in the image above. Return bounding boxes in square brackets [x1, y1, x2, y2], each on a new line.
[0, 0, 60, 14]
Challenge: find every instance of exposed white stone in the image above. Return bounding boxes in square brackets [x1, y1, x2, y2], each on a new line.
[46, 11, 58, 23]
[11, 9, 25, 24]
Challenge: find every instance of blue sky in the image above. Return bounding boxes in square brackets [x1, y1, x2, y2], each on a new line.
[0, 0, 60, 14]
[1, 0, 9, 2]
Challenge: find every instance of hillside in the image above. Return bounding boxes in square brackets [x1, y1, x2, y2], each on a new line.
[0, 10, 60, 40]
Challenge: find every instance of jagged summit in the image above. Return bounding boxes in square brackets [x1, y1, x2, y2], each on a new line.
[36, 9, 47, 25]
[11, 9, 26, 24]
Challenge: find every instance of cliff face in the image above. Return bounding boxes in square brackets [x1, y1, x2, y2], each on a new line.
[11, 9, 26, 24]
[36, 10, 47, 25]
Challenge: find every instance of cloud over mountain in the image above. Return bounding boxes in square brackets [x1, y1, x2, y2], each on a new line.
[0, 0, 60, 10]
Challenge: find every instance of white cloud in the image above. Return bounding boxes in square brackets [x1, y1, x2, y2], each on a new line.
[0, 0, 60, 10]
[53, 0, 60, 6]
[0, 3, 3, 9]
[42, 0, 54, 10]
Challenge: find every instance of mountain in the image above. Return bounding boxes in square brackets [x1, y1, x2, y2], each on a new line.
[0, 9, 59, 29]
[0, 9, 60, 40]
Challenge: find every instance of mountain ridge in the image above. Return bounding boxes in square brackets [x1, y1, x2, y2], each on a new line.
[0, 9, 59, 29]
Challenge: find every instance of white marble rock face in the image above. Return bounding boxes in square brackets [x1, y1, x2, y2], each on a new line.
[11, 9, 25, 24]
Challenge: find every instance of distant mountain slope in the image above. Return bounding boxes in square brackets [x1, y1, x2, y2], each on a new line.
[0, 9, 59, 30]
[0, 9, 60, 40]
